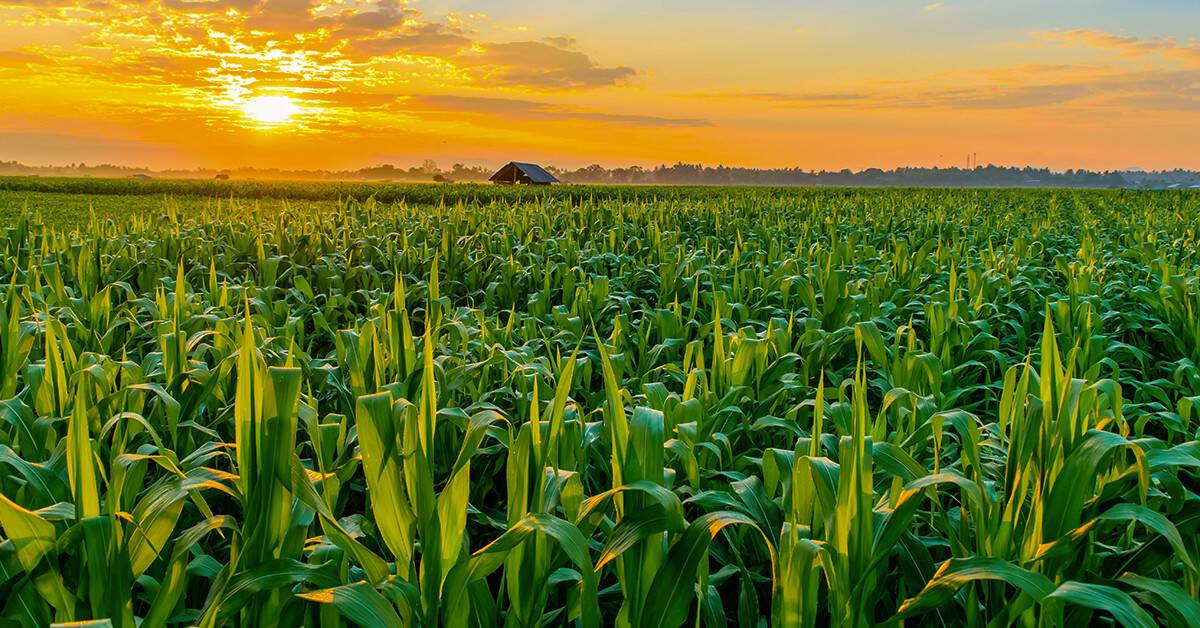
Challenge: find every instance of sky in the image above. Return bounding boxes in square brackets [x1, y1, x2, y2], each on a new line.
[0, 0, 1198, 171]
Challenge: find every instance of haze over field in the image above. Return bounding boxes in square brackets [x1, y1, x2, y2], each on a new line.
[1, 0, 1198, 171]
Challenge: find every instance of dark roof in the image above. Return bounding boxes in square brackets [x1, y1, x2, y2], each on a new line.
[490, 161, 559, 184]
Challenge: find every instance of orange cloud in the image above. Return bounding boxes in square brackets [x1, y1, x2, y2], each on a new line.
[1038, 29, 1200, 67]
[0, 0, 652, 147]
[462, 40, 636, 89]
[344, 22, 472, 58]
[697, 62, 1200, 114]
[0, 0, 640, 94]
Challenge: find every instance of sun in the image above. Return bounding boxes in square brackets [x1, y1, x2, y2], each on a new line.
[240, 95, 301, 125]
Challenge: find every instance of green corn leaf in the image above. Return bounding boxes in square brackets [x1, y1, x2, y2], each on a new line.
[437, 460, 471, 584]
[640, 511, 774, 628]
[1118, 573, 1200, 628]
[1097, 503, 1197, 574]
[297, 581, 405, 628]
[896, 557, 1055, 619]
[0, 491, 57, 571]
[1046, 581, 1156, 628]
[207, 558, 340, 624]
[66, 376, 101, 520]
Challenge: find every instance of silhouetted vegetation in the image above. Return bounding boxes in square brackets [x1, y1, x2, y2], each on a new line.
[4, 159, 1199, 188]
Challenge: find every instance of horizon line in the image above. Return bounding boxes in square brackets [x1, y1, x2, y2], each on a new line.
[1, 159, 1191, 176]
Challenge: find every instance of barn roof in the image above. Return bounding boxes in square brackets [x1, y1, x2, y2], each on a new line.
[490, 161, 559, 184]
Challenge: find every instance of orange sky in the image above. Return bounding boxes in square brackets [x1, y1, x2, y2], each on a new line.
[0, 1, 1198, 171]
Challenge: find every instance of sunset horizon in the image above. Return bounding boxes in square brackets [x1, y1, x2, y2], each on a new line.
[2, 1, 1199, 171]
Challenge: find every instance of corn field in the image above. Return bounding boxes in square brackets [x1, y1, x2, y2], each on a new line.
[1, 187, 1199, 627]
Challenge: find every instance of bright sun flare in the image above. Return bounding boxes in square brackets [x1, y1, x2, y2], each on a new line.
[240, 95, 300, 124]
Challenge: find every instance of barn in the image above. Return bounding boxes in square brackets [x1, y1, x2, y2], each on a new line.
[489, 161, 559, 185]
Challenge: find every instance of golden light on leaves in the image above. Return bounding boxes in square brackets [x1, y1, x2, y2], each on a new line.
[240, 95, 301, 125]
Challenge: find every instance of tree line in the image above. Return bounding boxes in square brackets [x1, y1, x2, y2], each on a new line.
[2, 159, 1198, 188]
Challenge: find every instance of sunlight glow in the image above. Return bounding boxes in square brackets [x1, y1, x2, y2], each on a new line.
[241, 95, 301, 125]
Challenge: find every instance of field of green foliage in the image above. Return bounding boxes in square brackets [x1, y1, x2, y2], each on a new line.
[1, 182, 1199, 627]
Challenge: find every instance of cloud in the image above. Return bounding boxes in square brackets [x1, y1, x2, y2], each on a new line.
[0, 0, 645, 143]
[926, 3, 943, 11]
[406, 95, 707, 127]
[976, 63, 1112, 83]
[542, 36, 578, 50]
[0, 0, 120, 6]
[161, 0, 259, 13]
[311, 90, 402, 107]
[926, 83, 1093, 109]
[702, 66, 1200, 112]
[705, 31, 1200, 121]
[345, 22, 472, 58]
[463, 40, 637, 89]
[0, 48, 53, 66]
[336, 0, 411, 32]
[711, 86, 1091, 110]
[1038, 29, 1200, 67]
[242, 0, 330, 33]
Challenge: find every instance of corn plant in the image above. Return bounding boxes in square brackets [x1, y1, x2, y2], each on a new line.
[0, 185, 1198, 627]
